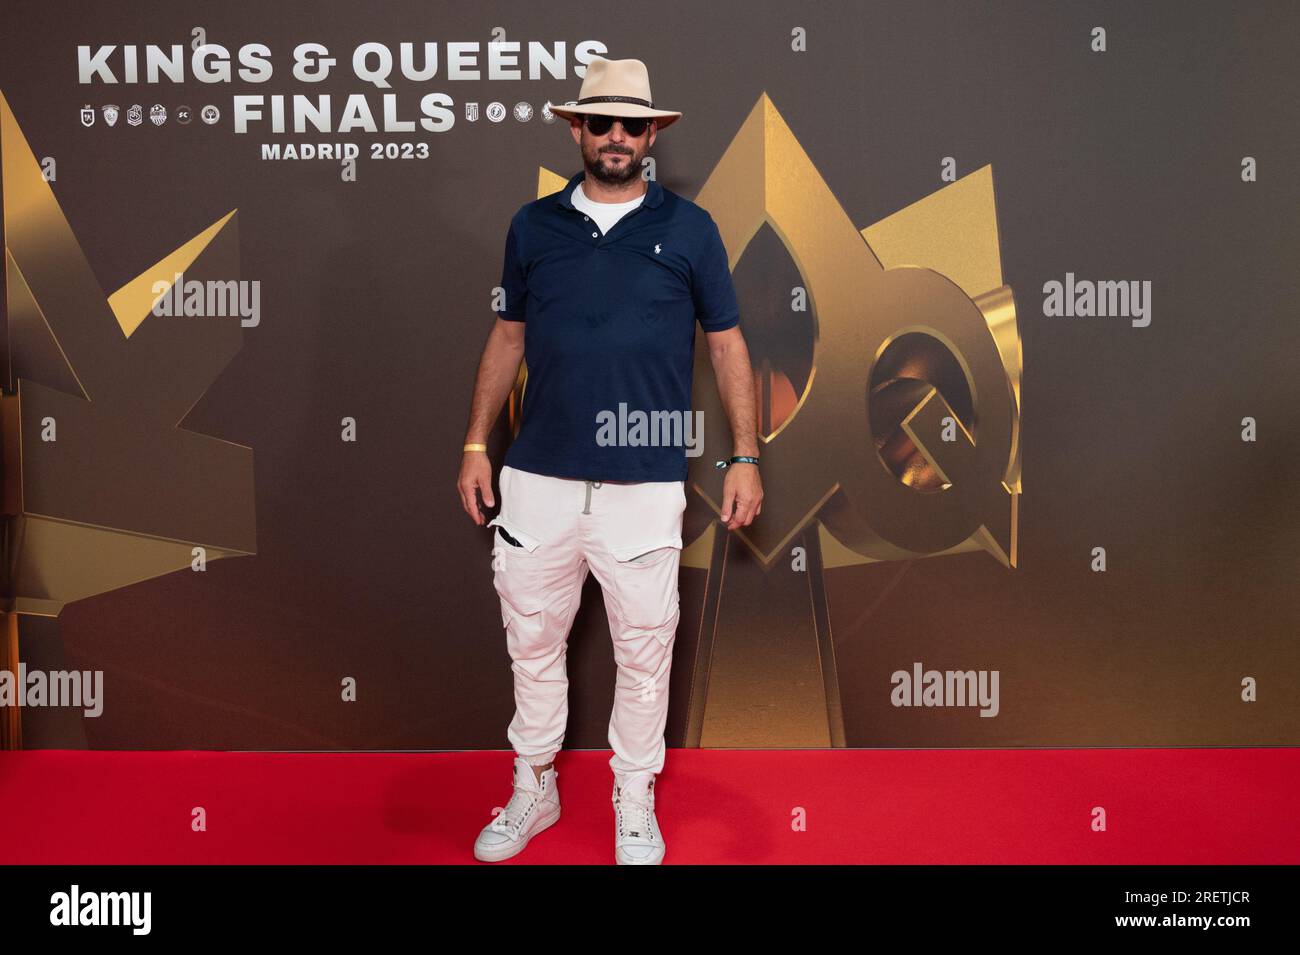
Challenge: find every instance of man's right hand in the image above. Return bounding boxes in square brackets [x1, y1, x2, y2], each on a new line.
[458, 450, 495, 526]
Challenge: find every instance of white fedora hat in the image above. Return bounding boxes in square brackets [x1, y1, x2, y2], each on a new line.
[546, 57, 682, 130]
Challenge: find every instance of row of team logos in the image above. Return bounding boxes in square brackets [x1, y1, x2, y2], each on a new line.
[468, 101, 568, 123]
[81, 104, 219, 127]
[83, 100, 580, 127]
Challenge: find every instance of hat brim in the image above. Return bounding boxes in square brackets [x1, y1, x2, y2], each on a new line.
[546, 101, 681, 130]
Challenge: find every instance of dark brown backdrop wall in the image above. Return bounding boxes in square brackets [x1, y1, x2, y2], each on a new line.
[2, 0, 1296, 750]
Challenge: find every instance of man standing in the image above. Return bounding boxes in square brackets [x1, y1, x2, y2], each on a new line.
[457, 57, 761, 865]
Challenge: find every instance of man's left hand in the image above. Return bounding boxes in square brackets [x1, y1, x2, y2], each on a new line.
[719, 462, 762, 530]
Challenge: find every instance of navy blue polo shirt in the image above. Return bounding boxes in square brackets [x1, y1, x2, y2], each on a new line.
[496, 169, 740, 482]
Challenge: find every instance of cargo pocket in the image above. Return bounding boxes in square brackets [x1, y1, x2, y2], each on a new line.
[610, 540, 682, 644]
[488, 516, 544, 624]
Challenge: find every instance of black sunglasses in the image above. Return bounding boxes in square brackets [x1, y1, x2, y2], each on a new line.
[583, 114, 651, 137]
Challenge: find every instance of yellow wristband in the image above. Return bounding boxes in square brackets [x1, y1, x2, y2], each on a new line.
[463, 443, 487, 453]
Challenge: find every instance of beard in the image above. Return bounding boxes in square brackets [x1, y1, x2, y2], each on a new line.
[582, 135, 642, 185]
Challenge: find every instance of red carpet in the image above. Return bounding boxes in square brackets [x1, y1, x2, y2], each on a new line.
[1, 748, 1296, 864]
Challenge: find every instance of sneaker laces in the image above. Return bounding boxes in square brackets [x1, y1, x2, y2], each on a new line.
[614, 788, 658, 842]
[490, 783, 537, 834]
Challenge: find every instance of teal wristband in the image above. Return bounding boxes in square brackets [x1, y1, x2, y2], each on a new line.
[714, 455, 760, 470]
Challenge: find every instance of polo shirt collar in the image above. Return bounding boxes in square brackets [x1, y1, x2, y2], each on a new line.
[555, 169, 663, 210]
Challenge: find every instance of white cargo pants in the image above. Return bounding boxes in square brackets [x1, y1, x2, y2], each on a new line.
[487, 464, 686, 783]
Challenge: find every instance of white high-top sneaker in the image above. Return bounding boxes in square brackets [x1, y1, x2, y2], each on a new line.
[612, 773, 665, 865]
[473, 757, 561, 862]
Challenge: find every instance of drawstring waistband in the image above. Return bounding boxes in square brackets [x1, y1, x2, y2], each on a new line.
[582, 479, 603, 514]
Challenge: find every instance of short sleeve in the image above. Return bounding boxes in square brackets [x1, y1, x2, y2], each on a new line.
[692, 214, 740, 332]
[498, 216, 528, 322]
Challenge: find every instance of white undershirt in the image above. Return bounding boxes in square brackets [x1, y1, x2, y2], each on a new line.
[571, 181, 645, 235]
